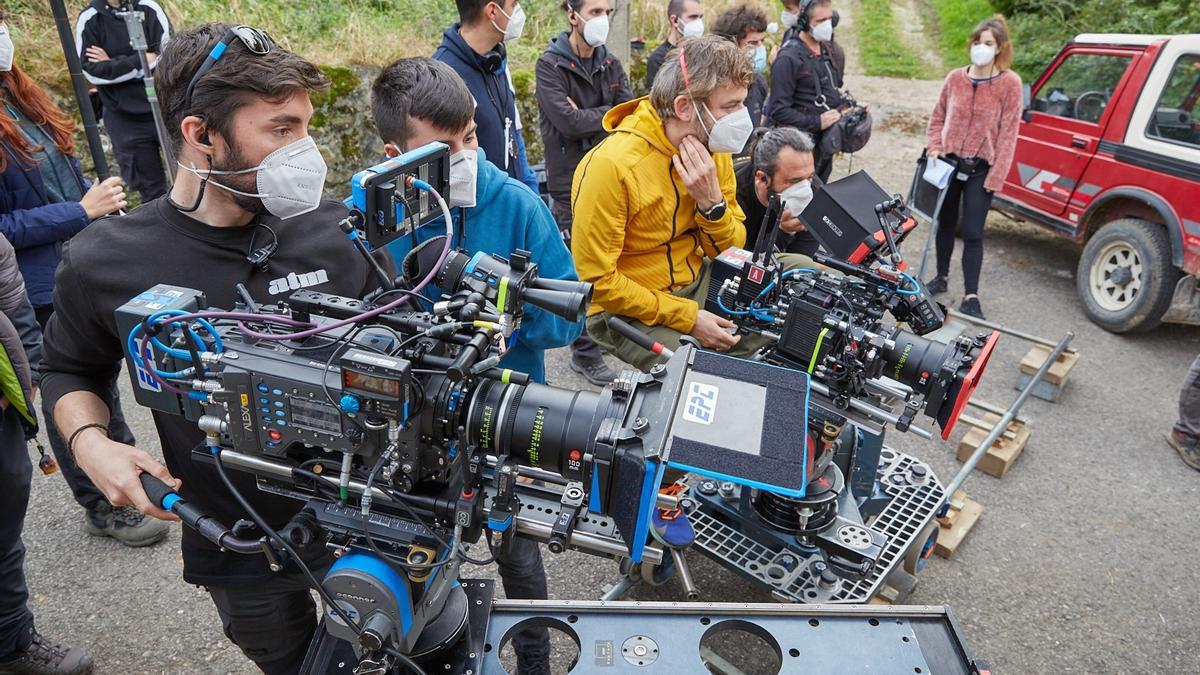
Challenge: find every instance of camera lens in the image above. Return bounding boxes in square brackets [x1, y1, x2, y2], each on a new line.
[880, 329, 999, 437]
[465, 380, 610, 475]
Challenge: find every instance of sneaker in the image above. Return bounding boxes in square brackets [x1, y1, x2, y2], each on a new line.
[1165, 431, 1200, 471]
[85, 503, 169, 548]
[569, 354, 616, 387]
[958, 296, 985, 320]
[0, 631, 93, 675]
[924, 276, 949, 295]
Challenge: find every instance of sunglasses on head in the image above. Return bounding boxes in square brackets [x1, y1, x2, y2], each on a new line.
[183, 25, 274, 114]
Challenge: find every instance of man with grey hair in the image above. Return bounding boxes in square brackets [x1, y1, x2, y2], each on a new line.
[735, 126, 823, 256]
[572, 35, 755, 371]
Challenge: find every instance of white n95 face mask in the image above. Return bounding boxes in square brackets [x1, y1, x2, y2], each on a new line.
[971, 43, 996, 68]
[781, 10, 798, 30]
[448, 149, 478, 208]
[181, 135, 328, 220]
[779, 179, 813, 215]
[681, 18, 704, 39]
[583, 13, 610, 48]
[0, 27, 14, 72]
[494, 3, 527, 42]
[811, 19, 834, 42]
[695, 102, 753, 154]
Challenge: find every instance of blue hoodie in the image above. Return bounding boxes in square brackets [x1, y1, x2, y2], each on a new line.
[434, 25, 539, 193]
[385, 148, 581, 384]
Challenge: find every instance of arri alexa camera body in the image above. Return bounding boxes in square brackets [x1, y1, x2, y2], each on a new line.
[110, 143, 973, 674]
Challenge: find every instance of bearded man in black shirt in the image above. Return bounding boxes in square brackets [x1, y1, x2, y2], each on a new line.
[39, 24, 395, 674]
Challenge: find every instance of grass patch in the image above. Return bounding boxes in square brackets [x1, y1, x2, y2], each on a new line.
[927, 0, 995, 73]
[856, 0, 936, 79]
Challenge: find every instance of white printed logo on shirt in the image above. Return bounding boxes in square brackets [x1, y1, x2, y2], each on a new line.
[267, 269, 330, 295]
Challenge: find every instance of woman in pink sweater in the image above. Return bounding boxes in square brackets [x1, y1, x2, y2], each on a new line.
[924, 15, 1022, 319]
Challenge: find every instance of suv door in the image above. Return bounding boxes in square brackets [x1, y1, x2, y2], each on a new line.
[1006, 47, 1135, 221]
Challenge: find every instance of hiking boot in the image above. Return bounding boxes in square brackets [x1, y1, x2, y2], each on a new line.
[1166, 430, 1200, 471]
[0, 631, 93, 675]
[85, 503, 168, 547]
[924, 275, 949, 295]
[958, 296, 985, 320]
[570, 353, 616, 387]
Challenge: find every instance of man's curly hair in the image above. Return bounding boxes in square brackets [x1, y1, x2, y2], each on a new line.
[712, 5, 769, 44]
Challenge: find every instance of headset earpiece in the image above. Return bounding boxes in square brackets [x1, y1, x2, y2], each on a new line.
[481, 42, 506, 73]
[797, 0, 814, 32]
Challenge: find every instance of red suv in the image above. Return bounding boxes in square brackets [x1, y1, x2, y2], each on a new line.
[994, 34, 1200, 332]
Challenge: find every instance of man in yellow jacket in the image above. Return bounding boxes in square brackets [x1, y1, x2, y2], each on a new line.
[572, 35, 757, 371]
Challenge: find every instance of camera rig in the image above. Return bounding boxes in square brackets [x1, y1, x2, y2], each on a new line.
[597, 172, 1001, 607]
[113, 147, 987, 672]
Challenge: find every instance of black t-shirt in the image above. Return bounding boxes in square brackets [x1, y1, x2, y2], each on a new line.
[645, 40, 673, 90]
[40, 197, 395, 585]
[733, 160, 822, 256]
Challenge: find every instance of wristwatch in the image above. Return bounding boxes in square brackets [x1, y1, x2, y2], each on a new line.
[698, 199, 727, 222]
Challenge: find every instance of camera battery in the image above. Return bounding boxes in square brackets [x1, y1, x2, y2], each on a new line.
[704, 247, 753, 317]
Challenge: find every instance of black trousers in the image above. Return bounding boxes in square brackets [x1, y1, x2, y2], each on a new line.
[102, 108, 168, 203]
[935, 160, 994, 296]
[206, 537, 550, 674]
[549, 199, 605, 364]
[35, 305, 137, 512]
[0, 406, 35, 658]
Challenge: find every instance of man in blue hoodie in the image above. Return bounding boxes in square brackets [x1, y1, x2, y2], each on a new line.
[434, 0, 539, 194]
[372, 57, 582, 674]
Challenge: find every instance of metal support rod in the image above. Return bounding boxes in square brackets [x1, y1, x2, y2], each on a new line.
[958, 413, 1018, 441]
[485, 454, 679, 510]
[809, 380, 935, 440]
[599, 576, 634, 602]
[49, 0, 109, 179]
[945, 309, 1079, 354]
[671, 548, 700, 601]
[116, 5, 175, 183]
[966, 397, 1029, 424]
[944, 331, 1073, 499]
[216, 449, 665, 565]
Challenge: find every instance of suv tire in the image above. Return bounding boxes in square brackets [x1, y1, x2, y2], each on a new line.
[1076, 217, 1180, 333]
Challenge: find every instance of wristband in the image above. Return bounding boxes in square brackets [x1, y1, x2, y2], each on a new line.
[68, 423, 109, 458]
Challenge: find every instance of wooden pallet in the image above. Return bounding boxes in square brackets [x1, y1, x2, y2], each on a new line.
[1017, 345, 1081, 402]
[868, 568, 919, 605]
[956, 412, 1031, 479]
[934, 490, 983, 559]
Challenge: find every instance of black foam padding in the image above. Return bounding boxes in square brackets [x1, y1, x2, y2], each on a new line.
[666, 350, 811, 495]
[403, 235, 450, 284]
[608, 449, 649, 557]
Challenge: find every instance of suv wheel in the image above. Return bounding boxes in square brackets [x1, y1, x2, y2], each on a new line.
[1076, 217, 1180, 333]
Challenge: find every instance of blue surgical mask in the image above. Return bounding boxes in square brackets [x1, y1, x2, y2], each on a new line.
[748, 45, 767, 73]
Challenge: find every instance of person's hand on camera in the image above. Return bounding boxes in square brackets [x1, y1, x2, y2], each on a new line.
[672, 136, 723, 211]
[85, 46, 110, 63]
[690, 310, 741, 351]
[73, 433, 181, 522]
[819, 109, 842, 130]
[80, 176, 127, 220]
[147, 52, 158, 66]
[779, 209, 806, 234]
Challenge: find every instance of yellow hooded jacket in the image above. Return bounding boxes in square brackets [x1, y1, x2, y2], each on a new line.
[570, 97, 746, 334]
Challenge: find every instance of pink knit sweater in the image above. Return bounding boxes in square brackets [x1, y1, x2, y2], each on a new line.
[926, 67, 1023, 193]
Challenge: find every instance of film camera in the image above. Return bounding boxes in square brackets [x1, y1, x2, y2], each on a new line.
[617, 171, 1001, 607]
[114, 145, 863, 673]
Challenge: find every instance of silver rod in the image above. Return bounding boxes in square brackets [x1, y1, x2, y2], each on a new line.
[671, 548, 700, 600]
[945, 310, 1079, 354]
[809, 381, 935, 440]
[217, 450, 664, 564]
[485, 454, 679, 510]
[599, 577, 634, 602]
[965, 397, 1027, 421]
[945, 332, 1073, 498]
[512, 516, 664, 565]
[958, 414, 1018, 441]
